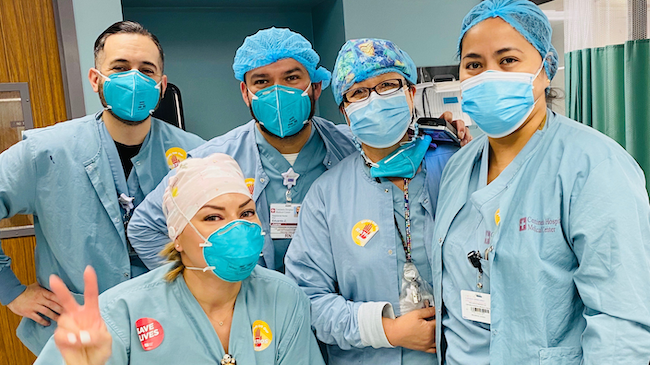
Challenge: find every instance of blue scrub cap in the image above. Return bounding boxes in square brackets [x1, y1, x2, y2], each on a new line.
[458, 0, 559, 80]
[331, 38, 417, 105]
[233, 27, 331, 89]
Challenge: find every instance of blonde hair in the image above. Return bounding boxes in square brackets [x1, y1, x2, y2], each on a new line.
[161, 241, 184, 282]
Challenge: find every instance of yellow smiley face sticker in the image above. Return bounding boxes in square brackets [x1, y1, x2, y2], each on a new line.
[165, 147, 187, 170]
[351, 220, 379, 247]
[252, 320, 272, 352]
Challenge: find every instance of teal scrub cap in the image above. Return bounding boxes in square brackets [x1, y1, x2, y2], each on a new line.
[233, 27, 331, 89]
[331, 38, 417, 106]
[458, 0, 559, 80]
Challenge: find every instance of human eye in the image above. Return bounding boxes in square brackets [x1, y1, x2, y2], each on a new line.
[465, 61, 481, 70]
[240, 209, 256, 219]
[500, 57, 519, 65]
[203, 214, 223, 222]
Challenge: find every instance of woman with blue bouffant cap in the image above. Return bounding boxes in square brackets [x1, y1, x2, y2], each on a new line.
[431, 0, 650, 364]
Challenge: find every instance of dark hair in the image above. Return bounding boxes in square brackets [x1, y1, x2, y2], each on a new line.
[94, 21, 164, 70]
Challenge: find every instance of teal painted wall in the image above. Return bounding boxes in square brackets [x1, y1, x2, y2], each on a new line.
[72, 0, 123, 114]
[122, 7, 315, 139]
[312, 0, 346, 124]
[341, 0, 481, 67]
[122, 0, 481, 137]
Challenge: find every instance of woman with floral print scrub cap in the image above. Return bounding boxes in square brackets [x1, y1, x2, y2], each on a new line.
[285, 38, 471, 365]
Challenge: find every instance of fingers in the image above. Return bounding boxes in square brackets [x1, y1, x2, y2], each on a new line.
[453, 119, 467, 141]
[416, 306, 437, 319]
[43, 289, 63, 310]
[439, 111, 453, 122]
[49, 274, 79, 314]
[38, 305, 61, 322]
[83, 266, 100, 312]
[27, 311, 51, 327]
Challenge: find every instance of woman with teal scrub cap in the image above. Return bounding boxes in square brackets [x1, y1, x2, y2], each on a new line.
[432, 0, 650, 364]
[285, 38, 470, 365]
[34, 154, 325, 365]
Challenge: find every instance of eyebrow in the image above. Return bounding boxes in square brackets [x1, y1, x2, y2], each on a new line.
[461, 52, 482, 60]
[283, 67, 303, 75]
[495, 47, 523, 55]
[109, 59, 158, 71]
[200, 198, 253, 211]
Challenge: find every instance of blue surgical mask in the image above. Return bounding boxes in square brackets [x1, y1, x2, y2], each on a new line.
[185, 220, 265, 282]
[368, 134, 432, 179]
[460, 62, 544, 138]
[345, 91, 413, 148]
[249, 84, 312, 138]
[98, 70, 162, 122]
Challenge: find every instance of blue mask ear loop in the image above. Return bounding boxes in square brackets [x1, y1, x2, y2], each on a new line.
[95, 70, 114, 113]
[168, 193, 216, 273]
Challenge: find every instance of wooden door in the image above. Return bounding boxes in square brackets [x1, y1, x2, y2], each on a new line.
[0, 0, 68, 363]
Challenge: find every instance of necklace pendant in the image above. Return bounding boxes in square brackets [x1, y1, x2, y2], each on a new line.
[219, 321, 224, 326]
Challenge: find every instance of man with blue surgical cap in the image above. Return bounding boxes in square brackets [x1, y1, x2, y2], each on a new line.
[0, 21, 205, 354]
[127, 28, 357, 273]
[431, 0, 650, 364]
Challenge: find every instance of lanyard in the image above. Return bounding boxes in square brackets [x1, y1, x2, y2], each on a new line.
[394, 178, 412, 262]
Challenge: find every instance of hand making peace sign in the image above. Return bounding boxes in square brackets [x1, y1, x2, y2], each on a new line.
[49, 266, 113, 365]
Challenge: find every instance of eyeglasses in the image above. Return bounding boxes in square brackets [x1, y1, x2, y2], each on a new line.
[342, 78, 406, 103]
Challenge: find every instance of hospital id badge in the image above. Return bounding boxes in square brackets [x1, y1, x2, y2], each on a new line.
[461, 290, 491, 324]
[270, 203, 301, 239]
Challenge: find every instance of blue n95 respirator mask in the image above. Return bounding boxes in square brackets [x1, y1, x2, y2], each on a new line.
[368, 134, 432, 179]
[345, 91, 413, 149]
[184, 220, 265, 283]
[460, 61, 545, 138]
[249, 84, 312, 138]
[98, 69, 162, 122]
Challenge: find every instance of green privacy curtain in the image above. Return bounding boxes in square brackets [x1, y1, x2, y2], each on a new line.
[565, 39, 650, 196]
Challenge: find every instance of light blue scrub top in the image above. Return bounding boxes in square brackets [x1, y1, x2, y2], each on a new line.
[255, 125, 327, 272]
[286, 146, 456, 365]
[0, 112, 204, 354]
[432, 111, 650, 365]
[441, 135, 540, 365]
[128, 117, 356, 272]
[35, 264, 325, 364]
[99, 123, 148, 276]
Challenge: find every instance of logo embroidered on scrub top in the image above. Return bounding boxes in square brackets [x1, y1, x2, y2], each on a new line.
[351, 220, 379, 247]
[245, 178, 255, 195]
[494, 209, 501, 226]
[135, 318, 164, 351]
[252, 320, 272, 352]
[165, 147, 187, 169]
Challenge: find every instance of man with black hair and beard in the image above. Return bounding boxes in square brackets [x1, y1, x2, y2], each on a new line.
[0, 20, 204, 355]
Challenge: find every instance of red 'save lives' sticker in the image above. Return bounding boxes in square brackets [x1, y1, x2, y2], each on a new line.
[136, 318, 164, 351]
